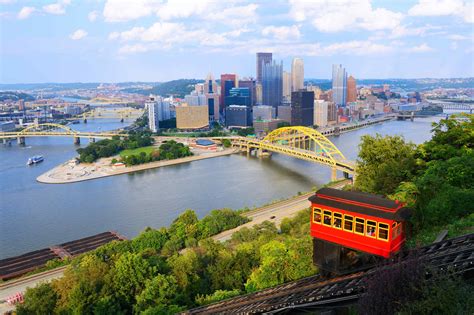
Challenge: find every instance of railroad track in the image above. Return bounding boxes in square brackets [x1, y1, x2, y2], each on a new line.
[185, 233, 474, 314]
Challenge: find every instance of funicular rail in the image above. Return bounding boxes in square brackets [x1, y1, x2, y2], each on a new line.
[185, 233, 474, 314]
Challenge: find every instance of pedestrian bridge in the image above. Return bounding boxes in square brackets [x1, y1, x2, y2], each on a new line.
[0, 123, 123, 145]
[218, 126, 356, 181]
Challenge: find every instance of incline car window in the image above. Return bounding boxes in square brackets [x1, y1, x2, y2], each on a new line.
[333, 213, 342, 229]
[313, 208, 321, 224]
[343, 215, 353, 231]
[366, 220, 377, 238]
[378, 223, 389, 240]
[355, 218, 365, 234]
[323, 210, 332, 226]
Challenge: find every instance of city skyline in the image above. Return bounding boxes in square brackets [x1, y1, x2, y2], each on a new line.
[1, 0, 473, 83]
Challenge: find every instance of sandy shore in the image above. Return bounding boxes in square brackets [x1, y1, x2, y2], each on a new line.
[37, 147, 238, 184]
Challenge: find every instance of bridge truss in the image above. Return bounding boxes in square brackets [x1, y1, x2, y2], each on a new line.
[226, 126, 355, 181]
[0, 123, 123, 145]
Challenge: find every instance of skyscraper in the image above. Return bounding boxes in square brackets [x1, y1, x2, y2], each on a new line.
[256, 52, 272, 83]
[238, 78, 257, 107]
[220, 73, 237, 111]
[291, 58, 304, 92]
[262, 60, 283, 109]
[146, 95, 161, 132]
[332, 64, 347, 106]
[291, 90, 314, 126]
[225, 87, 250, 107]
[283, 71, 292, 100]
[314, 100, 328, 127]
[204, 73, 219, 122]
[346, 75, 357, 103]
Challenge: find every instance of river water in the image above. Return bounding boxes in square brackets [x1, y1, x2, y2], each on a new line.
[0, 116, 444, 259]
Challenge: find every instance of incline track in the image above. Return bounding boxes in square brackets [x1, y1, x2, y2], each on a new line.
[186, 233, 474, 314]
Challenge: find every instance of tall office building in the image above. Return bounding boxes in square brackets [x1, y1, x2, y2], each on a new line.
[283, 71, 292, 100]
[204, 73, 219, 122]
[291, 58, 304, 92]
[346, 75, 357, 103]
[225, 105, 252, 128]
[291, 90, 314, 126]
[225, 87, 250, 107]
[314, 100, 328, 128]
[256, 52, 272, 83]
[146, 95, 160, 132]
[256, 83, 262, 105]
[332, 64, 347, 106]
[220, 74, 237, 111]
[204, 73, 218, 94]
[184, 91, 207, 106]
[238, 78, 257, 106]
[327, 101, 338, 123]
[262, 60, 283, 109]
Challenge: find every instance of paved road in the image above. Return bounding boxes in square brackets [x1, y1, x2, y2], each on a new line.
[0, 267, 66, 313]
[213, 180, 350, 242]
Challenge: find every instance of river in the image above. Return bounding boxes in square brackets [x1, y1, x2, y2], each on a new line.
[0, 116, 445, 259]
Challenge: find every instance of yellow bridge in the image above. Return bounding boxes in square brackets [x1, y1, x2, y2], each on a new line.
[69, 108, 144, 121]
[0, 123, 124, 145]
[218, 126, 355, 181]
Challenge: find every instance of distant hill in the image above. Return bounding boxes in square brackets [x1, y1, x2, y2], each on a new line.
[0, 91, 35, 102]
[306, 78, 474, 91]
[124, 79, 204, 98]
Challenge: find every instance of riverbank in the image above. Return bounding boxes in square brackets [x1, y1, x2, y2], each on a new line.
[37, 146, 238, 184]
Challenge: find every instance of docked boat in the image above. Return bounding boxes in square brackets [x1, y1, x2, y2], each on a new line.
[27, 155, 44, 165]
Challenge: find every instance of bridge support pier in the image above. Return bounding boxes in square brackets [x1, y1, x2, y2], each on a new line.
[17, 136, 25, 146]
[74, 137, 80, 145]
[89, 137, 95, 143]
[331, 167, 337, 182]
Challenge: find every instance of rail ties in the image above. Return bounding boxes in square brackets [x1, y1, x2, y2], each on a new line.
[186, 233, 474, 314]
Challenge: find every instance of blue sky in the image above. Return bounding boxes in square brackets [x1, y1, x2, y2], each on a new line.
[1, 0, 473, 83]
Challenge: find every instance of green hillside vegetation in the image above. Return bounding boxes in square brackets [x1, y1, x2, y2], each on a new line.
[0, 91, 35, 101]
[354, 114, 474, 245]
[126, 79, 204, 98]
[16, 208, 316, 314]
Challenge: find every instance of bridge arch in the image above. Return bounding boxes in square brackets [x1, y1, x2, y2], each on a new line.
[18, 123, 78, 136]
[262, 126, 347, 166]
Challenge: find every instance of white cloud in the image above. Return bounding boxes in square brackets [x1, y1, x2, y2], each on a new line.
[88, 10, 98, 22]
[103, 0, 160, 22]
[17, 6, 35, 19]
[262, 25, 301, 40]
[70, 29, 88, 40]
[409, 43, 434, 52]
[289, 0, 403, 32]
[43, 0, 71, 15]
[408, 0, 473, 23]
[110, 22, 231, 53]
[102, 0, 259, 27]
[156, 0, 211, 20]
[206, 4, 259, 26]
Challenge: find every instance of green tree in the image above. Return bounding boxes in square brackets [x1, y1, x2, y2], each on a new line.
[134, 274, 180, 312]
[245, 238, 316, 292]
[355, 134, 418, 195]
[109, 252, 156, 307]
[17, 283, 58, 315]
[221, 139, 231, 148]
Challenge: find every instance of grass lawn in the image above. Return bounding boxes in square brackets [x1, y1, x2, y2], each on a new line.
[119, 146, 157, 158]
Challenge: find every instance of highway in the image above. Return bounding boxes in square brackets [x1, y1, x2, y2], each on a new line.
[213, 179, 350, 242]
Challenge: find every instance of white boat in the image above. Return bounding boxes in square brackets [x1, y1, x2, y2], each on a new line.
[27, 155, 44, 165]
